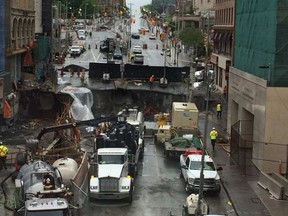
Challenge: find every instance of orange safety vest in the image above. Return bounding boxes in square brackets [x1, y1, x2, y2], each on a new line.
[149, 76, 155, 82]
[3, 100, 12, 119]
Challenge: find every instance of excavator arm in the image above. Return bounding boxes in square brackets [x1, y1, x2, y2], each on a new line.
[37, 115, 119, 140]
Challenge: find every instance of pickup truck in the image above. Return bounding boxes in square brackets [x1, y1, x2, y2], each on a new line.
[180, 153, 222, 194]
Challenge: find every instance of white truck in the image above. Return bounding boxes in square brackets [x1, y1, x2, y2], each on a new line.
[89, 115, 143, 203]
[180, 153, 222, 194]
[89, 147, 134, 202]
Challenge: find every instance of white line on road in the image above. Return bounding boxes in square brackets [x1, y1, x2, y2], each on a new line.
[91, 49, 97, 62]
[96, 52, 102, 62]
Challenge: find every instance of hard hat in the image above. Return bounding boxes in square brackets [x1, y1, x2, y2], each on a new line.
[212, 127, 215, 130]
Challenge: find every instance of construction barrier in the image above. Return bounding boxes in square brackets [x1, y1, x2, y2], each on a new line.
[257, 171, 284, 199]
[271, 172, 288, 198]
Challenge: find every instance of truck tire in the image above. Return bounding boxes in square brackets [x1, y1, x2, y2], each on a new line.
[154, 135, 158, 145]
[126, 183, 133, 203]
[180, 169, 183, 178]
[185, 182, 191, 194]
[164, 148, 168, 157]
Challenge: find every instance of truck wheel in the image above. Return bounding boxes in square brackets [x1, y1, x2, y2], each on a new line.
[180, 170, 183, 178]
[127, 191, 133, 203]
[164, 149, 168, 157]
[126, 184, 133, 203]
[185, 182, 191, 194]
[154, 135, 158, 145]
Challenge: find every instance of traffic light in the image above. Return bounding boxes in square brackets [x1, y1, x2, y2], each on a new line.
[204, 36, 208, 46]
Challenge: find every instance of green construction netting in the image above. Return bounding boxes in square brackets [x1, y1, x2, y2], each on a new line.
[234, 0, 288, 87]
[34, 37, 50, 60]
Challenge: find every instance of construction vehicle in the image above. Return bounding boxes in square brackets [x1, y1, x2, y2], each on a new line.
[164, 135, 202, 158]
[182, 194, 209, 216]
[89, 111, 144, 202]
[12, 114, 125, 215]
[154, 102, 200, 145]
[14, 160, 75, 216]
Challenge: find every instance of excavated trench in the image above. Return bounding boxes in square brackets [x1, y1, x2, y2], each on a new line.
[19, 89, 187, 121]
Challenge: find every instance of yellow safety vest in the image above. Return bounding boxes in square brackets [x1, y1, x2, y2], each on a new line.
[0, 145, 8, 157]
[210, 130, 218, 140]
[217, 104, 221, 112]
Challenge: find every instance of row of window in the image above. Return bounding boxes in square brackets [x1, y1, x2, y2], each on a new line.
[11, 17, 35, 50]
[215, 7, 234, 25]
[216, 0, 233, 3]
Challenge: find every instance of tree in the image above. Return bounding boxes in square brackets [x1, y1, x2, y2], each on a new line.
[179, 27, 209, 57]
[179, 27, 203, 47]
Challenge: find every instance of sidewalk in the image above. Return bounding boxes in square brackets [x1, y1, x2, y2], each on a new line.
[204, 96, 288, 216]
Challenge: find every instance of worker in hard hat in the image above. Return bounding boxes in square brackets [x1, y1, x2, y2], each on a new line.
[209, 127, 218, 150]
[149, 75, 155, 89]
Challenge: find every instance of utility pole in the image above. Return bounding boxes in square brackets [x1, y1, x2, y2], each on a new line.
[85, 3, 87, 24]
[127, 3, 133, 59]
[174, 9, 179, 67]
[196, 10, 210, 216]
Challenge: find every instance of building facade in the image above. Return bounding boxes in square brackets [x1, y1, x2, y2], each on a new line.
[211, 0, 234, 99]
[228, 0, 288, 174]
[1, 0, 35, 131]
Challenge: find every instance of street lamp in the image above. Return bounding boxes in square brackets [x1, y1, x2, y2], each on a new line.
[160, 22, 168, 87]
[85, 3, 88, 24]
[195, 10, 211, 216]
[127, 3, 133, 58]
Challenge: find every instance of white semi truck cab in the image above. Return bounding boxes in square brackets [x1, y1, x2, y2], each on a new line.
[89, 147, 134, 202]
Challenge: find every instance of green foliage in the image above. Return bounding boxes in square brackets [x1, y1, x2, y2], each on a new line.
[179, 27, 204, 47]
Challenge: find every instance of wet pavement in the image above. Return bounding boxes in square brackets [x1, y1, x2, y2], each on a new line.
[1, 99, 288, 216]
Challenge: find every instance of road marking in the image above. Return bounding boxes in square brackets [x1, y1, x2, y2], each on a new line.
[96, 53, 102, 62]
[91, 49, 97, 61]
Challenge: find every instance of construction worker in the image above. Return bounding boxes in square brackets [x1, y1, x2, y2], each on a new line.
[216, 102, 222, 119]
[210, 127, 218, 150]
[0, 141, 9, 170]
[149, 75, 155, 89]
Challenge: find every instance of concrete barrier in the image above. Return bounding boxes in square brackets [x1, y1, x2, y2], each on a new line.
[271, 172, 288, 198]
[257, 171, 284, 200]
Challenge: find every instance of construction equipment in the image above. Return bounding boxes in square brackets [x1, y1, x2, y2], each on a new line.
[89, 109, 145, 202]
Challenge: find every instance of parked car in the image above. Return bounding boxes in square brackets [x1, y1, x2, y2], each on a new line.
[70, 45, 81, 57]
[99, 25, 110, 30]
[113, 49, 123, 60]
[133, 54, 144, 64]
[133, 45, 142, 54]
[149, 33, 156, 40]
[131, 33, 140, 39]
